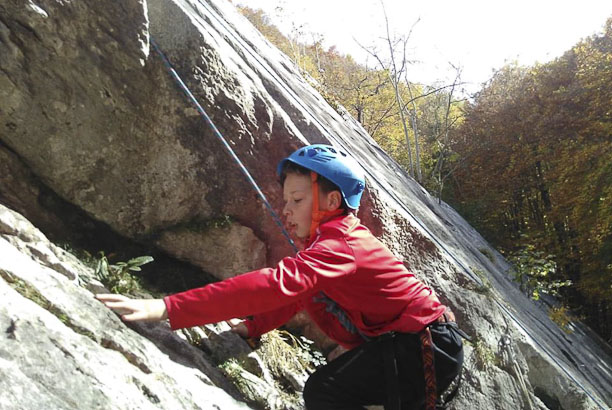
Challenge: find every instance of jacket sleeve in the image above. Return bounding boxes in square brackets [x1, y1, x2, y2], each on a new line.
[244, 301, 303, 338]
[163, 237, 356, 330]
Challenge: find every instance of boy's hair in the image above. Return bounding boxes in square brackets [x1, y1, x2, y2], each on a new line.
[280, 162, 351, 213]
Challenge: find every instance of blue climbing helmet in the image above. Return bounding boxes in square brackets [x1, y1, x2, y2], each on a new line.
[277, 144, 366, 209]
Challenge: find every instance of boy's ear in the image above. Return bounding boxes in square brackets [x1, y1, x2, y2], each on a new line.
[324, 190, 343, 211]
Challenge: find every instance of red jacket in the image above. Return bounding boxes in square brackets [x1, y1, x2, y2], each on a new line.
[164, 214, 446, 349]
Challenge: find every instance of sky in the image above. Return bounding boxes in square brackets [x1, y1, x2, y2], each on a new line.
[232, 0, 612, 94]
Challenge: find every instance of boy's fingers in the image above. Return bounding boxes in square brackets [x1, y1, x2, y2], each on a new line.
[104, 301, 133, 311]
[97, 296, 166, 322]
[122, 311, 148, 322]
[95, 294, 129, 303]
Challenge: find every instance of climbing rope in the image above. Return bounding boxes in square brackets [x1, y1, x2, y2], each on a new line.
[149, 37, 297, 253]
[149, 6, 608, 407]
[498, 318, 534, 410]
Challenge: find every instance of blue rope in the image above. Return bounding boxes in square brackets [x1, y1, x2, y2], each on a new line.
[149, 37, 297, 253]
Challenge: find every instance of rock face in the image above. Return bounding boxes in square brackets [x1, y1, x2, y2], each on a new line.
[156, 221, 267, 279]
[0, 204, 250, 409]
[0, 0, 611, 410]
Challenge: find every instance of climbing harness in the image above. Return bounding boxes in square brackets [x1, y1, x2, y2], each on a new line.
[312, 292, 362, 336]
[381, 309, 469, 410]
[420, 327, 437, 410]
[149, 11, 608, 406]
[382, 333, 402, 410]
[315, 289, 468, 410]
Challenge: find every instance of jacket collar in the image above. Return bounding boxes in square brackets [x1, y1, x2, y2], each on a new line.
[305, 213, 359, 247]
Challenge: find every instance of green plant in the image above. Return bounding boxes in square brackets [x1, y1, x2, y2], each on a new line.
[95, 253, 153, 295]
[182, 215, 233, 233]
[479, 248, 495, 263]
[509, 245, 571, 301]
[277, 330, 326, 370]
[180, 328, 204, 347]
[218, 358, 272, 405]
[471, 337, 496, 370]
[548, 306, 574, 334]
[216, 329, 327, 407]
[245, 330, 323, 406]
[472, 268, 492, 295]
[255, 330, 325, 378]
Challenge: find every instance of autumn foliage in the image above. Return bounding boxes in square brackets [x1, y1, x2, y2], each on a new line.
[449, 19, 612, 341]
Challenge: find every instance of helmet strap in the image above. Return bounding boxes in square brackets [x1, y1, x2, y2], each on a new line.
[309, 172, 343, 240]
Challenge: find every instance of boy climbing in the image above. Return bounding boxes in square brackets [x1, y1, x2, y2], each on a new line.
[97, 144, 465, 409]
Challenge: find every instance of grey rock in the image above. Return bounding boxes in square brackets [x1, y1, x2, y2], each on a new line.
[0, 204, 92, 284]
[0, 204, 250, 409]
[156, 222, 267, 280]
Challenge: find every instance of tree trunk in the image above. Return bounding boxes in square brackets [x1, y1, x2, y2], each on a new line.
[405, 83, 422, 182]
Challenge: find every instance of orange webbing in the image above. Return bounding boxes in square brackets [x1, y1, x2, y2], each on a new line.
[309, 172, 343, 240]
[420, 327, 437, 410]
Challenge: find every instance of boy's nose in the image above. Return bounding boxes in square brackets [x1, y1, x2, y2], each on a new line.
[282, 203, 291, 216]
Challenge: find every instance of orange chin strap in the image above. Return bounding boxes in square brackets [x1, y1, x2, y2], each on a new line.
[309, 172, 344, 241]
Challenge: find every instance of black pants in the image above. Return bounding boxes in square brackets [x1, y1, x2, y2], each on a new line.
[303, 323, 464, 409]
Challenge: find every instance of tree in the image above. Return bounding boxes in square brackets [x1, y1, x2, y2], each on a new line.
[449, 18, 612, 340]
[358, 1, 420, 180]
[417, 65, 465, 202]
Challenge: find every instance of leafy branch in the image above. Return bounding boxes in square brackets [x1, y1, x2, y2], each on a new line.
[95, 253, 154, 295]
[508, 244, 571, 301]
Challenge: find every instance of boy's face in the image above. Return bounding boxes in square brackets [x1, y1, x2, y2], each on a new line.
[282, 173, 314, 239]
[283, 172, 343, 239]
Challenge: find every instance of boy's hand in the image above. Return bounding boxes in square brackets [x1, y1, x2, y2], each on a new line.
[226, 318, 249, 338]
[95, 294, 168, 322]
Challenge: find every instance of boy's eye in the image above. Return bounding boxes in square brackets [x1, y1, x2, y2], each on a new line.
[294, 199, 302, 203]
